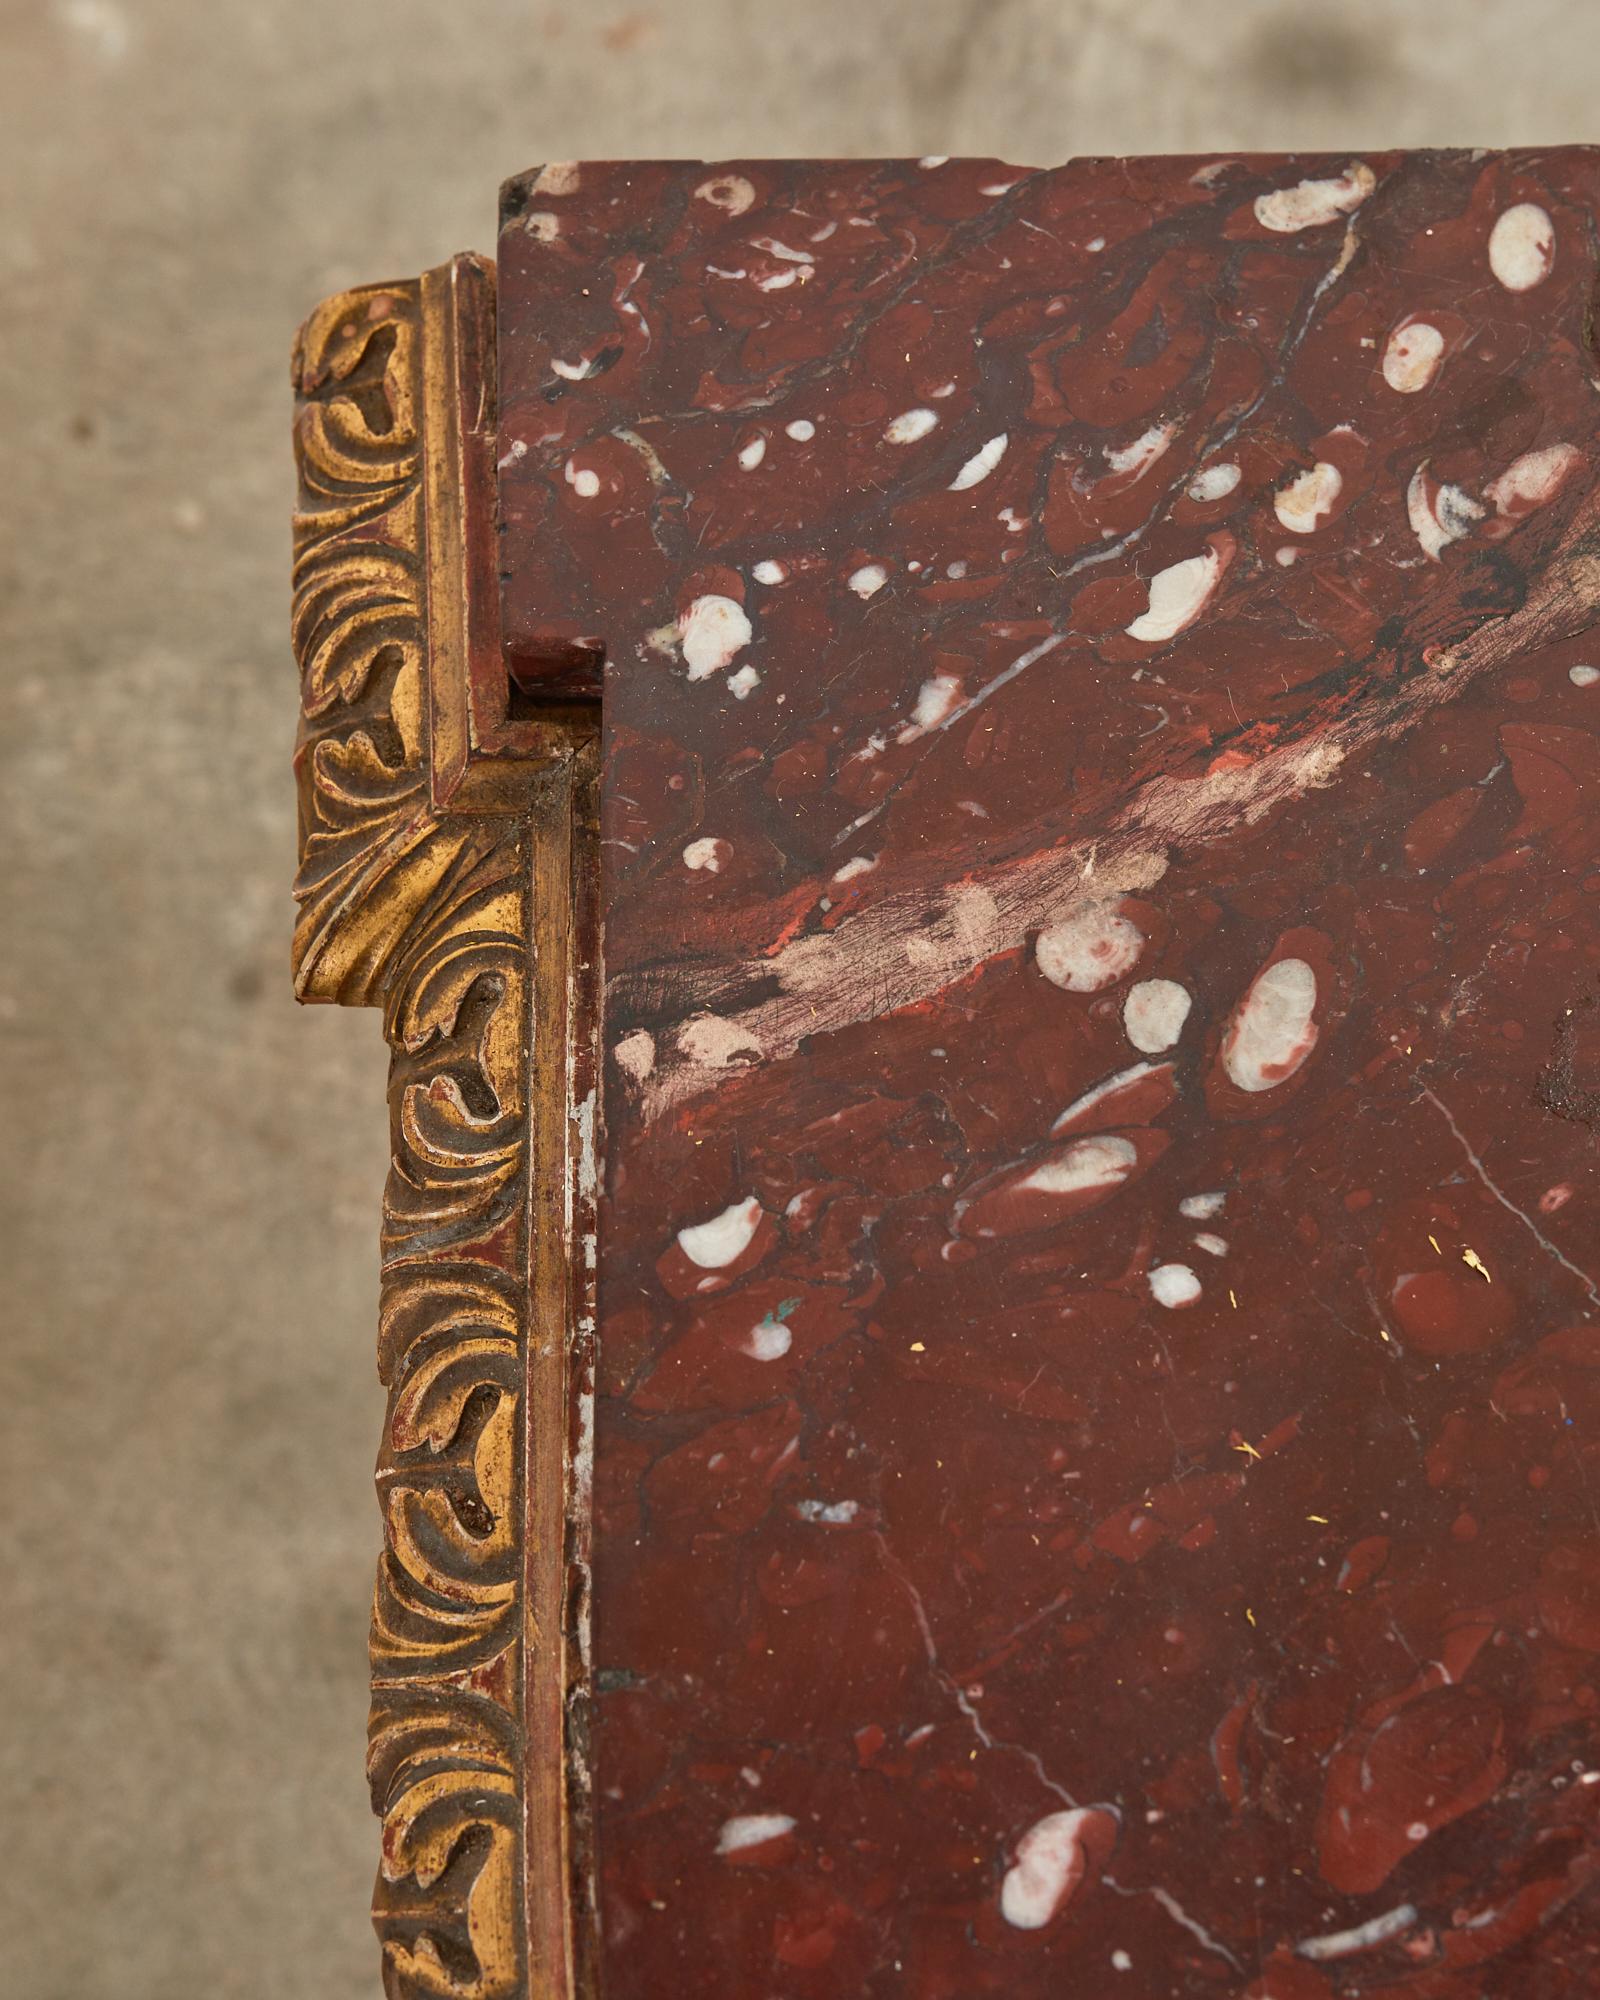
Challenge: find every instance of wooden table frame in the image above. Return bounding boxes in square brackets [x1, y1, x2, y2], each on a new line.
[290, 255, 592, 1999]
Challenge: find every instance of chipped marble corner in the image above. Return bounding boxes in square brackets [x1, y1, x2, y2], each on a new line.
[289, 260, 599, 2000]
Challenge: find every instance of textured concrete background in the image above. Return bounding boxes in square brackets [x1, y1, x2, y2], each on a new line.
[3, 2, 1595, 1992]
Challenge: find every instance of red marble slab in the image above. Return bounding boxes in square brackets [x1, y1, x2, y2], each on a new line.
[499, 154, 1600, 1995]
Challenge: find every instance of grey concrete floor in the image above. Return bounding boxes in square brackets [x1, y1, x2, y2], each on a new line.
[3, 1, 1596, 1992]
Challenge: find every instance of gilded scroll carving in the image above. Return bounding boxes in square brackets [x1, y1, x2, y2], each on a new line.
[291, 279, 528, 2000]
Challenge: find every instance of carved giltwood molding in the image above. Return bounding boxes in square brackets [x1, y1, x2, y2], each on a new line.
[291, 259, 596, 1999]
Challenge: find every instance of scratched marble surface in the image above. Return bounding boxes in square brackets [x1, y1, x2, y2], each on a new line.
[501, 153, 1600, 1994]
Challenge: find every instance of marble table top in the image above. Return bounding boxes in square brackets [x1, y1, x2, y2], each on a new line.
[496, 151, 1600, 1996]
